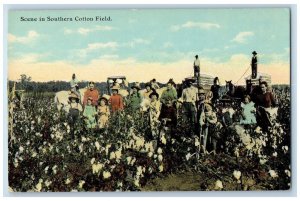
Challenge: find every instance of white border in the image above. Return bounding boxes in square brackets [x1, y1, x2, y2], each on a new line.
[1, 1, 299, 199]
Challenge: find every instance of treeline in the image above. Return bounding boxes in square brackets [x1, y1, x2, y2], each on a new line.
[8, 81, 109, 93]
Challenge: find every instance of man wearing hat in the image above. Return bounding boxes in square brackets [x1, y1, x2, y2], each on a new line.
[160, 80, 178, 106]
[109, 86, 124, 113]
[251, 51, 258, 79]
[148, 91, 161, 137]
[150, 78, 160, 90]
[181, 80, 198, 133]
[127, 83, 142, 114]
[194, 55, 200, 78]
[70, 73, 80, 98]
[83, 81, 100, 107]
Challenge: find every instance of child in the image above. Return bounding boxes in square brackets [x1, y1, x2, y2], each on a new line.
[149, 91, 161, 136]
[199, 103, 218, 154]
[98, 95, 110, 129]
[109, 86, 124, 113]
[83, 97, 97, 129]
[67, 93, 83, 138]
[240, 95, 256, 125]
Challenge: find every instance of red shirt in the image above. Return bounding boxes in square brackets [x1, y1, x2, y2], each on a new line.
[109, 94, 124, 112]
[256, 92, 276, 108]
[83, 89, 100, 106]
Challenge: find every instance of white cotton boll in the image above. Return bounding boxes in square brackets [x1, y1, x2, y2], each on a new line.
[31, 151, 37, 157]
[92, 163, 104, 174]
[79, 144, 83, 153]
[126, 156, 132, 165]
[130, 158, 136, 166]
[158, 165, 164, 172]
[269, 170, 278, 178]
[81, 136, 87, 142]
[109, 152, 116, 160]
[52, 165, 58, 174]
[44, 180, 52, 187]
[272, 152, 278, 157]
[147, 152, 153, 158]
[26, 141, 30, 145]
[65, 178, 71, 184]
[157, 148, 163, 154]
[185, 153, 192, 161]
[95, 141, 100, 151]
[195, 138, 200, 147]
[148, 167, 153, 174]
[161, 135, 167, 145]
[153, 154, 157, 159]
[115, 149, 122, 159]
[214, 180, 223, 190]
[284, 170, 291, 177]
[103, 171, 111, 179]
[19, 146, 24, 153]
[35, 179, 43, 192]
[78, 180, 85, 188]
[233, 170, 241, 180]
[158, 154, 163, 162]
[117, 181, 123, 188]
[134, 179, 140, 187]
[90, 158, 95, 165]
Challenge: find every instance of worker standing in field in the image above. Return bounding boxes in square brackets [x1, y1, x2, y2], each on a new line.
[160, 79, 178, 107]
[251, 51, 258, 79]
[194, 55, 200, 78]
[109, 86, 124, 113]
[83, 81, 100, 107]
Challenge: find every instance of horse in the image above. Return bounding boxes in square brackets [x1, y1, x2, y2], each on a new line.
[54, 88, 86, 111]
[223, 80, 246, 101]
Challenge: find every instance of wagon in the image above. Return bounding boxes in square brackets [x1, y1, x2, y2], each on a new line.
[106, 76, 129, 96]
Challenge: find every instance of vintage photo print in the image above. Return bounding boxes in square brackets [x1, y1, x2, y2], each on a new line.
[7, 8, 291, 192]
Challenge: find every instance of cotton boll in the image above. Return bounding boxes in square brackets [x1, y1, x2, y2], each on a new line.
[214, 180, 223, 190]
[103, 171, 111, 179]
[269, 170, 278, 178]
[158, 154, 163, 162]
[233, 170, 241, 180]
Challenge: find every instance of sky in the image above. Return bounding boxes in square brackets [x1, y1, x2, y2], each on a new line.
[7, 8, 290, 84]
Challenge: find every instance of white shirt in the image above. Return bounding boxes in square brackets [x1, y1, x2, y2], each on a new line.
[194, 58, 200, 66]
[182, 86, 198, 103]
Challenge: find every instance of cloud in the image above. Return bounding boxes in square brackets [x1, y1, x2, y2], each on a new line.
[171, 21, 220, 31]
[8, 53, 290, 84]
[8, 31, 39, 44]
[163, 42, 173, 48]
[64, 25, 115, 35]
[85, 42, 118, 51]
[124, 38, 150, 48]
[232, 31, 254, 43]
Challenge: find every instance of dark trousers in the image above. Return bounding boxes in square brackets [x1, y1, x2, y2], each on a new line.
[252, 64, 257, 79]
[183, 102, 197, 134]
[194, 66, 200, 77]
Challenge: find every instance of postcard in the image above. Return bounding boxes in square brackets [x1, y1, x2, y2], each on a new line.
[7, 8, 291, 192]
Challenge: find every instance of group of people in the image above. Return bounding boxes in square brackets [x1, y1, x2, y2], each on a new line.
[67, 51, 276, 148]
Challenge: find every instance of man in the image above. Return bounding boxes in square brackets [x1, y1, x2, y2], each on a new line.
[194, 55, 200, 78]
[127, 83, 142, 114]
[150, 79, 160, 90]
[70, 73, 80, 98]
[181, 80, 198, 131]
[251, 51, 258, 79]
[160, 80, 178, 106]
[83, 82, 100, 107]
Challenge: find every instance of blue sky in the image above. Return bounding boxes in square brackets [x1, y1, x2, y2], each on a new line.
[8, 8, 290, 84]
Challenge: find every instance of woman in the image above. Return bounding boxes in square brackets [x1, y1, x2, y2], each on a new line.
[255, 81, 276, 132]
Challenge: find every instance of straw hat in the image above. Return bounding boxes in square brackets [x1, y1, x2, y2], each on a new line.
[111, 86, 120, 91]
[131, 83, 141, 90]
[149, 91, 159, 99]
[100, 94, 110, 102]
